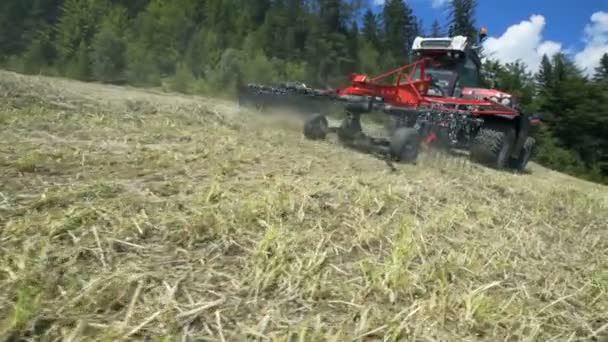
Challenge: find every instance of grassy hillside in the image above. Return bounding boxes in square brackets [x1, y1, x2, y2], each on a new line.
[1, 70, 607, 341]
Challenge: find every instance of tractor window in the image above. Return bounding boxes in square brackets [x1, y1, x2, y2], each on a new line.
[459, 57, 481, 87]
[411, 58, 458, 96]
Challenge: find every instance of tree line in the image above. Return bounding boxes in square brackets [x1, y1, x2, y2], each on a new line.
[1, 0, 606, 183]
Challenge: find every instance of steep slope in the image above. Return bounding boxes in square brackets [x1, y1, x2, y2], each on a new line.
[1, 70, 607, 341]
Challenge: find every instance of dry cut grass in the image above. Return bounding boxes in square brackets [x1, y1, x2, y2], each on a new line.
[0, 70, 607, 341]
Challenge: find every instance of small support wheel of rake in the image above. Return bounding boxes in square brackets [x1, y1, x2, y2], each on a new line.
[304, 113, 329, 140]
[390, 127, 421, 163]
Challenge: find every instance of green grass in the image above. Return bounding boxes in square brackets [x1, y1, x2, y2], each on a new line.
[0, 70, 607, 341]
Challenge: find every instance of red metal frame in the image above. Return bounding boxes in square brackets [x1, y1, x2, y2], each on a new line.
[335, 58, 518, 117]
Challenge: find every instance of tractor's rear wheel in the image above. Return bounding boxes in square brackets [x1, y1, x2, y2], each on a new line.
[510, 136, 536, 172]
[304, 113, 329, 140]
[470, 121, 516, 169]
[390, 127, 421, 162]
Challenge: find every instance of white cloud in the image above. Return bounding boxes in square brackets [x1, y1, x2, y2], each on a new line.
[430, 0, 449, 8]
[482, 11, 608, 75]
[575, 11, 608, 76]
[482, 14, 562, 72]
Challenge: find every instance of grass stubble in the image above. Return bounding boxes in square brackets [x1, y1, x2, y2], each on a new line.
[0, 70, 607, 341]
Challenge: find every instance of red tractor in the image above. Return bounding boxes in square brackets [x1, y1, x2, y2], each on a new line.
[239, 30, 541, 171]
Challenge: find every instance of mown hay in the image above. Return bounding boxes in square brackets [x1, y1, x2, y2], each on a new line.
[1, 70, 607, 341]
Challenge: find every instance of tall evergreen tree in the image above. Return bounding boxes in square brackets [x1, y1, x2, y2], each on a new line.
[536, 55, 554, 88]
[127, 0, 199, 75]
[319, 0, 347, 34]
[381, 0, 418, 62]
[283, 0, 309, 60]
[54, 0, 111, 67]
[1, 0, 39, 57]
[448, 0, 478, 40]
[259, 0, 289, 59]
[91, 6, 128, 82]
[416, 18, 424, 37]
[347, 21, 360, 71]
[593, 53, 608, 82]
[430, 19, 444, 37]
[497, 61, 535, 106]
[244, 0, 271, 29]
[109, 0, 151, 17]
[362, 9, 381, 50]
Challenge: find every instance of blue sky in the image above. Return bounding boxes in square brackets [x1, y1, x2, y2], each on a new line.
[368, 0, 608, 75]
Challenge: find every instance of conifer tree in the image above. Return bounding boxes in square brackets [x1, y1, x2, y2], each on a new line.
[448, 0, 478, 40]
[362, 9, 381, 50]
[381, 0, 418, 61]
[593, 53, 608, 82]
[430, 20, 444, 37]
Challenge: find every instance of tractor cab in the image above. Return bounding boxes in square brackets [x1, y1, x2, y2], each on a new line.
[410, 34, 484, 98]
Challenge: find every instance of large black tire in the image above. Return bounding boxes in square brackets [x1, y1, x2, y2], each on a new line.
[510, 136, 536, 172]
[390, 127, 421, 162]
[303, 113, 329, 140]
[469, 120, 516, 169]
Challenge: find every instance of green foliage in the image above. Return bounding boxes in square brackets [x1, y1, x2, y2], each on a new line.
[127, 0, 198, 76]
[168, 62, 195, 93]
[241, 51, 280, 84]
[185, 28, 223, 79]
[65, 41, 91, 81]
[91, 10, 127, 83]
[534, 127, 587, 176]
[382, 0, 418, 61]
[448, 0, 478, 41]
[594, 53, 608, 81]
[20, 39, 48, 75]
[54, 0, 110, 64]
[283, 61, 309, 83]
[126, 42, 161, 86]
[497, 60, 535, 106]
[358, 39, 381, 75]
[529, 53, 608, 183]
[203, 48, 244, 97]
[362, 9, 381, 50]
